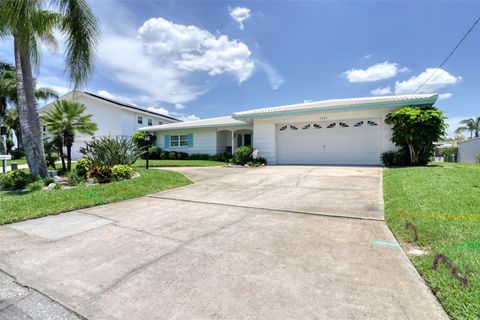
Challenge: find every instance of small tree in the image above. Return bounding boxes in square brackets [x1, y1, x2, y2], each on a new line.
[132, 131, 157, 150]
[43, 100, 97, 171]
[385, 106, 447, 165]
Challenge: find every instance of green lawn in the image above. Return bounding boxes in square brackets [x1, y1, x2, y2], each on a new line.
[0, 169, 191, 225]
[134, 159, 226, 167]
[5, 157, 28, 166]
[383, 162, 480, 320]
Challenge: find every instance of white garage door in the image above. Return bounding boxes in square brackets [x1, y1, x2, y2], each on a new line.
[277, 119, 382, 165]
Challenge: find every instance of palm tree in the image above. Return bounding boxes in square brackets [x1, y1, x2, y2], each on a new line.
[42, 100, 97, 171]
[0, 61, 15, 118]
[1, 64, 59, 148]
[455, 117, 480, 139]
[0, 0, 100, 177]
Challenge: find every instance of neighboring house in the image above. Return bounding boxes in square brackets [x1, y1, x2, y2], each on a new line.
[458, 137, 480, 163]
[40, 91, 180, 160]
[141, 93, 438, 165]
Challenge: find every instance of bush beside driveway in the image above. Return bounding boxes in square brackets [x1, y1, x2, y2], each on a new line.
[384, 162, 480, 320]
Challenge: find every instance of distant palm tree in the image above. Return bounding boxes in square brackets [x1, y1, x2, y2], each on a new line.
[0, 63, 59, 147]
[455, 117, 480, 138]
[0, 0, 100, 177]
[42, 100, 97, 171]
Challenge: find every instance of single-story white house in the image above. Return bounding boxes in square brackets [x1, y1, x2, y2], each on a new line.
[141, 93, 439, 165]
[458, 137, 480, 163]
[40, 91, 180, 160]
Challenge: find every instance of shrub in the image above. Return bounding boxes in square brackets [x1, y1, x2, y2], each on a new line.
[168, 151, 177, 160]
[42, 177, 55, 186]
[112, 165, 134, 181]
[132, 131, 157, 150]
[0, 170, 34, 190]
[476, 154, 480, 164]
[67, 171, 84, 186]
[27, 180, 44, 192]
[380, 150, 408, 167]
[75, 158, 92, 179]
[10, 148, 25, 160]
[189, 153, 210, 160]
[210, 152, 231, 162]
[6, 139, 14, 154]
[89, 165, 113, 184]
[233, 146, 253, 165]
[80, 136, 144, 167]
[385, 106, 447, 165]
[381, 151, 398, 166]
[178, 152, 189, 160]
[148, 146, 162, 160]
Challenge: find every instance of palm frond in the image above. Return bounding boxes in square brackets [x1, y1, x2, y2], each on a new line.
[54, 0, 100, 88]
[35, 87, 59, 101]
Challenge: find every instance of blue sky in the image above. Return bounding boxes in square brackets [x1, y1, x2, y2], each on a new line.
[1, 1, 479, 136]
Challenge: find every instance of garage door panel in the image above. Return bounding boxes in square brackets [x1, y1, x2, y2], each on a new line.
[277, 119, 381, 165]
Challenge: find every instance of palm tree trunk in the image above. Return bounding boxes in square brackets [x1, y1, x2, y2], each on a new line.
[14, 38, 48, 178]
[66, 144, 72, 171]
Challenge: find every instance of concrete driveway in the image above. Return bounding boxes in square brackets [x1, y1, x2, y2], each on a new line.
[0, 166, 448, 319]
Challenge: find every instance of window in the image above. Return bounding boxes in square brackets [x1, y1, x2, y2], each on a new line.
[170, 134, 189, 147]
[148, 118, 153, 126]
[279, 125, 287, 131]
[302, 124, 311, 130]
[367, 120, 378, 126]
[339, 122, 349, 128]
[290, 125, 298, 130]
[137, 116, 143, 124]
[327, 122, 336, 128]
[353, 121, 364, 127]
[158, 121, 163, 125]
[313, 124, 322, 129]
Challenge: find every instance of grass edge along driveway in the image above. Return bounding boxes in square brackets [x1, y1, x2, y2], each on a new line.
[383, 163, 480, 320]
[0, 169, 191, 225]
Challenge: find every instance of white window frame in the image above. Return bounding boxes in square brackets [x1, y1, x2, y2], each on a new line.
[158, 120, 163, 125]
[137, 116, 143, 125]
[147, 118, 153, 126]
[170, 134, 189, 148]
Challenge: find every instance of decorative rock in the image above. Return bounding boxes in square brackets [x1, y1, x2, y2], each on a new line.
[407, 248, 427, 256]
[47, 183, 59, 190]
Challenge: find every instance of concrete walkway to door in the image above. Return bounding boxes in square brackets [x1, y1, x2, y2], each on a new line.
[0, 166, 448, 319]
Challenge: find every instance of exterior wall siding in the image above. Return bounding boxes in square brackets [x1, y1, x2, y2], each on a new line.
[458, 138, 480, 163]
[157, 129, 218, 155]
[45, 94, 177, 160]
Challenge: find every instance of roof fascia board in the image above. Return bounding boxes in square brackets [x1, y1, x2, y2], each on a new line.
[233, 98, 437, 120]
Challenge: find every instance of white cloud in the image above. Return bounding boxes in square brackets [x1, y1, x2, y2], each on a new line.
[175, 114, 200, 122]
[147, 106, 170, 116]
[97, 90, 115, 100]
[229, 7, 251, 30]
[98, 17, 255, 105]
[256, 60, 284, 90]
[438, 93, 453, 100]
[363, 54, 372, 59]
[175, 103, 186, 110]
[370, 86, 392, 96]
[344, 61, 408, 83]
[147, 106, 199, 122]
[394, 68, 462, 95]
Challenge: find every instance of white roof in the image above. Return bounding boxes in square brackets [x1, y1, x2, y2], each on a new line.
[140, 116, 249, 131]
[233, 93, 439, 118]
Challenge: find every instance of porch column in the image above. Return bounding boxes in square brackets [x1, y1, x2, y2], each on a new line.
[231, 130, 235, 154]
